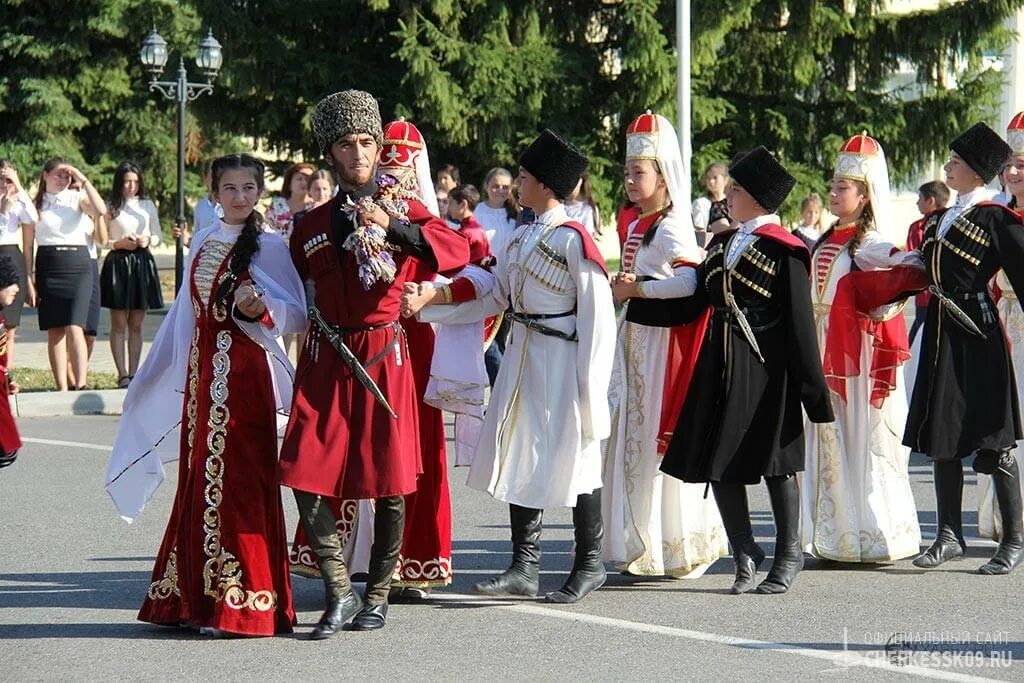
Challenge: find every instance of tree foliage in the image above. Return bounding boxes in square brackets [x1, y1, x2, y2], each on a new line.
[3, 0, 1023, 225]
[0, 0, 237, 228]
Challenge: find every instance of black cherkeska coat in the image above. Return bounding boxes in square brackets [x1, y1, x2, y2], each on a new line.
[627, 224, 834, 485]
[904, 202, 1024, 461]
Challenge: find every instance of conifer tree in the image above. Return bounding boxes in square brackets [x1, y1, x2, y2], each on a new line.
[0, 0, 234, 227]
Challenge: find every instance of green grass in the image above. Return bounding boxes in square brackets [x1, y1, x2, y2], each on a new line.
[606, 256, 620, 273]
[11, 367, 121, 392]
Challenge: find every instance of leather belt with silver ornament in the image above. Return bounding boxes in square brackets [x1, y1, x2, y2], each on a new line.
[507, 309, 578, 342]
[307, 304, 399, 418]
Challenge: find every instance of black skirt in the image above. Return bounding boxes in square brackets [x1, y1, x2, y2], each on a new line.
[36, 245, 93, 330]
[0, 245, 28, 328]
[100, 248, 164, 311]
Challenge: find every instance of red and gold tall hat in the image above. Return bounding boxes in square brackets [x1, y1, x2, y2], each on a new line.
[378, 118, 424, 174]
[1008, 111, 1024, 156]
[833, 132, 883, 182]
[626, 110, 660, 161]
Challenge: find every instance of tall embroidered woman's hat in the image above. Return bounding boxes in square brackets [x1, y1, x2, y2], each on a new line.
[378, 118, 439, 215]
[1007, 112, 1024, 156]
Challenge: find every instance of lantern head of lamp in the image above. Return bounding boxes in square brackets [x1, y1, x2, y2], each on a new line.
[196, 30, 223, 82]
[139, 29, 168, 79]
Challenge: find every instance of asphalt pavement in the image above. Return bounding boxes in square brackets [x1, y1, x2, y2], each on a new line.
[2, 416, 1023, 681]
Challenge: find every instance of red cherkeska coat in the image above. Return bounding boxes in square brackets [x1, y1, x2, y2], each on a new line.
[279, 190, 469, 499]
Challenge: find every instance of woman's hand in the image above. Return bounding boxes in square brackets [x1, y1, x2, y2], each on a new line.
[400, 282, 436, 318]
[117, 235, 139, 251]
[25, 279, 37, 308]
[172, 222, 191, 246]
[0, 167, 22, 196]
[234, 281, 267, 320]
[611, 272, 639, 303]
[57, 163, 88, 186]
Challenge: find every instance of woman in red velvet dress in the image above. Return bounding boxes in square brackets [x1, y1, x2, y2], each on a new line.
[105, 154, 307, 636]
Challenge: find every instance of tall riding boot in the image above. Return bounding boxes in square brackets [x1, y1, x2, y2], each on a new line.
[546, 489, 607, 603]
[913, 460, 966, 568]
[754, 474, 804, 594]
[712, 482, 765, 594]
[294, 490, 363, 640]
[346, 495, 405, 631]
[473, 504, 542, 596]
[979, 453, 1024, 575]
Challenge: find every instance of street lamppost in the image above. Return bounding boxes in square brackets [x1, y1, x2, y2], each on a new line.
[139, 27, 223, 294]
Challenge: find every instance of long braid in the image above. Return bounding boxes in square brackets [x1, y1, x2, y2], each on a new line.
[847, 202, 875, 261]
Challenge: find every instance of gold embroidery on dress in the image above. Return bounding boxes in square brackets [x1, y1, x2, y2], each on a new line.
[147, 549, 180, 600]
[186, 326, 200, 454]
[201, 330, 277, 612]
[193, 240, 234, 314]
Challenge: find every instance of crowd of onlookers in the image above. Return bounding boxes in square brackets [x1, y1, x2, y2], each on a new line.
[0, 158, 163, 391]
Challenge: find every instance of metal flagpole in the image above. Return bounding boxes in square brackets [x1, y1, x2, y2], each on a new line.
[677, 0, 693, 206]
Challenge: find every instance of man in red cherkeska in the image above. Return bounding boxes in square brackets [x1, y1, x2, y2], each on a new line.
[279, 90, 469, 638]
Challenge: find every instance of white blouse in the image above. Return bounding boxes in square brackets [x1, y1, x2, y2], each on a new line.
[109, 197, 161, 246]
[475, 203, 517, 258]
[35, 189, 94, 247]
[0, 190, 38, 246]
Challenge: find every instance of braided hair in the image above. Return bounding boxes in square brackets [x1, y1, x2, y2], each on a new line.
[640, 159, 670, 247]
[210, 154, 265, 307]
[846, 182, 875, 261]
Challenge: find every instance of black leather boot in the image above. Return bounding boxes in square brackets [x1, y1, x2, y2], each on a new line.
[754, 474, 804, 594]
[347, 496, 404, 631]
[712, 482, 765, 594]
[546, 490, 607, 603]
[979, 453, 1024, 575]
[473, 504, 542, 596]
[913, 460, 966, 568]
[295, 491, 364, 639]
[309, 592, 364, 640]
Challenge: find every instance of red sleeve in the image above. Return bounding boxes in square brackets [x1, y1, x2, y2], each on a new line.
[905, 219, 924, 251]
[290, 218, 310, 281]
[406, 200, 471, 275]
[449, 277, 478, 303]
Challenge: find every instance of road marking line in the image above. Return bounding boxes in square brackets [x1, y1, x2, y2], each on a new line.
[22, 437, 110, 452]
[434, 593, 1000, 682]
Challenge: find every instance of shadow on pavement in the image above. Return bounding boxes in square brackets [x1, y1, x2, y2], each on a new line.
[0, 570, 148, 611]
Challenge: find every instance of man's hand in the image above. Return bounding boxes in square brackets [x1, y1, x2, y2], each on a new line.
[359, 204, 391, 229]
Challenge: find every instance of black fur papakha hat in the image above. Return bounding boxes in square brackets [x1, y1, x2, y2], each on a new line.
[950, 122, 1012, 184]
[311, 89, 383, 157]
[518, 129, 588, 199]
[728, 146, 796, 213]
